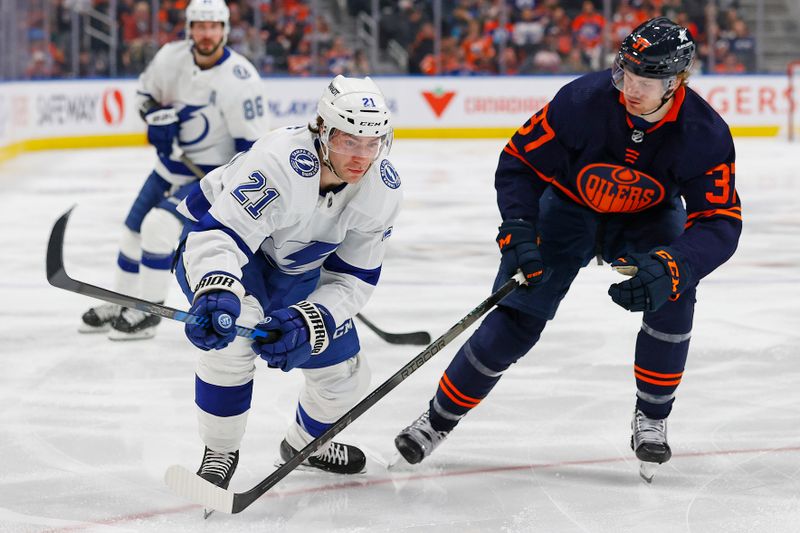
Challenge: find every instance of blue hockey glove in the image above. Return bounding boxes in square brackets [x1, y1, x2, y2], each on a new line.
[608, 247, 693, 312]
[144, 105, 179, 157]
[496, 219, 544, 287]
[185, 273, 244, 351]
[253, 301, 336, 372]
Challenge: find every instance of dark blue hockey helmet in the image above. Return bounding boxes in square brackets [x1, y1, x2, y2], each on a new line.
[616, 17, 696, 79]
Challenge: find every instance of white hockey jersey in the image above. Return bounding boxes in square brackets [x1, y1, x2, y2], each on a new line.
[179, 126, 403, 326]
[137, 41, 269, 185]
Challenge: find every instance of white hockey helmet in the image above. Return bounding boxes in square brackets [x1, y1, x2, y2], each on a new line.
[186, 0, 230, 42]
[317, 75, 393, 162]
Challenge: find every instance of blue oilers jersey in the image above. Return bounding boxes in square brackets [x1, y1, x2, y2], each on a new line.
[137, 41, 269, 185]
[497, 69, 742, 280]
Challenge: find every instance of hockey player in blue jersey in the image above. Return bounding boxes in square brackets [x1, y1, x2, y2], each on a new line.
[79, 0, 268, 340]
[173, 75, 400, 488]
[395, 18, 742, 482]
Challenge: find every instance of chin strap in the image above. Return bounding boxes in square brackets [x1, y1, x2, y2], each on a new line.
[639, 85, 677, 117]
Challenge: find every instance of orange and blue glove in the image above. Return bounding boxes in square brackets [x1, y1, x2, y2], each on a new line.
[608, 247, 693, 312]
[496, 219, 545, 287]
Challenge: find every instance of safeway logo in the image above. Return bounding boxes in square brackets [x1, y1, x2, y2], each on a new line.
[102, 89, 124, 125]
[422, 89, 456, 118]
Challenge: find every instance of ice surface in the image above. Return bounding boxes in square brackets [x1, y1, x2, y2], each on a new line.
[0, 138, 798, 532]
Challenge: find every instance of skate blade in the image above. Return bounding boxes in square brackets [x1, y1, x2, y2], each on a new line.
[273, 459, 366, 475]
[107, 329, 157, 341]
[638, 461, 659, 483]
[78, 324, 111, 334]
[386, 452, 407, 470]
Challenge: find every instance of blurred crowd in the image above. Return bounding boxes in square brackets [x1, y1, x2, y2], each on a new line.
[21, 0, 756, 79]
[369, 0, 756, 75]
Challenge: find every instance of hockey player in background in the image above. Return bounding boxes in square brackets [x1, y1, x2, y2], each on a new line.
[79, 0, 268, 340]
[395, 18, 742, 482]
[174, 75, 400, 488]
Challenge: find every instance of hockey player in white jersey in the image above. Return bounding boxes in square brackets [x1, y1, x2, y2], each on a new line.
[79, 0, 268, 340]
[174, 75, 400, 488]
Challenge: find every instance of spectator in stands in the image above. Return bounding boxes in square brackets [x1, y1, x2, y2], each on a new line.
[611, 0, 646, 49]
[714, 50, 746, 73]
[512, 7, 547, 51]
[571, 0, 605, 69]
[409, 22, 435, 74]
[548, 6, 574, 58]
[727, 18, 755, 71]
[349, 48, 372, 76]
[326, 36, 354, 76]
[562, 47, 590, 73]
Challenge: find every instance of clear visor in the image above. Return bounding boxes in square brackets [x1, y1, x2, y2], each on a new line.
[326, 128, 389, 160]
[612, 57, 677, 94]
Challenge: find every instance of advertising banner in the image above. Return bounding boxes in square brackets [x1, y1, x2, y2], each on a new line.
[0, 74, 791, 160]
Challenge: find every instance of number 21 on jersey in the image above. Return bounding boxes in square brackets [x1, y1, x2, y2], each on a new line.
[231, 170, 279, 219]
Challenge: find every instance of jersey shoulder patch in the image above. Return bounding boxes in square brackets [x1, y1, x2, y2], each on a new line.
[379, 159, 400, 189]
[289, 148, 320, 178]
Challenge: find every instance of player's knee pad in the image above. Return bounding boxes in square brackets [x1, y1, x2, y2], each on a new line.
[298, 353, 371, 422]
[196, 295, 262, 387]
[118, 227, 141, 262]
[141, 207, 183, 255]
[471, 305, 548, 370]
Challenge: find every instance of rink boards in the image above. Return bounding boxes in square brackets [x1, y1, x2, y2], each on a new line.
[0, 74, 793, 163]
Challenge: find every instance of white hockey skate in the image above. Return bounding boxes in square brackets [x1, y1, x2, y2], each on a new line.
[108, 307, 162, 340]
[393, 409, 451, 465]
[78, 303, 120, 333]
[279, 439, 366, 474]
[630, 408, 672, 483]
[196, 446, 238, 519]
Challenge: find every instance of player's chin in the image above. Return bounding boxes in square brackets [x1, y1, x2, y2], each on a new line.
[342, 168, 368, 183]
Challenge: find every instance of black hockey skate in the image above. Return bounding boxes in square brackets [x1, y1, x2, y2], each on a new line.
[196, 446, 239, 519]
[279, 439, 366, 475]
[79, 303, 119, 333]
[630, 408, 671, 483]
[108, 307, 162, 340]
[394, 409, 451, 465]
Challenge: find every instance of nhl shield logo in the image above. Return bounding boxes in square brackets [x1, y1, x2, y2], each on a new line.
[380, 160, 400, 189]
[289, 149, 320, 178]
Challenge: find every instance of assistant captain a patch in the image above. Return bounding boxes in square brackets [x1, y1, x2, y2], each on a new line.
[289, 149, 320, 178]
[380, 160, 400, 189]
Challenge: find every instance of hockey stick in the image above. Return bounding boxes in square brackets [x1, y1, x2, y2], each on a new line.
[46, 207, 277, 342]
[164, 270, 526, 514]
[179, 149, 433, 347]
[354, 313, 431, 345]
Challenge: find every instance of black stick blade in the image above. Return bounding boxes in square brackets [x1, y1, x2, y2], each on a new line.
[46, 206, 76, 288]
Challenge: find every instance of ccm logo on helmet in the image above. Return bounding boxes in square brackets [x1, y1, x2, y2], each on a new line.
[359, 121, 382, 126]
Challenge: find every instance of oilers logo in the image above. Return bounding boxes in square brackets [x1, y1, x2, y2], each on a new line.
[380, 160, 400, 189]
[576, 163, 665, 213]
[289, 149, 320, 178]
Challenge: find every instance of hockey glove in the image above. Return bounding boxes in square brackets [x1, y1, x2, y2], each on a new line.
[496, 219, 544, 287]
[253, 301, 335, 372]
[185, 273, 244, 351]
[144, 105, 179, 157]
[608, 247, 693, 312]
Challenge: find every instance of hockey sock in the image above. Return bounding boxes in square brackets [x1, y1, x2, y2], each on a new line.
[634, 319, 691, 419]
[429, 306, 547, 432]
[140, 250, 175, 303]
